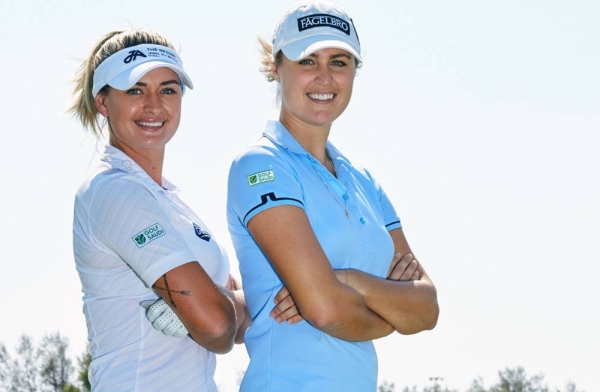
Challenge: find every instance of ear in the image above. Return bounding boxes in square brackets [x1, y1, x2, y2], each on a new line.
[94, 93, 109, 118]
[272, 64, 280, 83]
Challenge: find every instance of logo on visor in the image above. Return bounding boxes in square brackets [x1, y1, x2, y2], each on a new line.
[297, 14, 351, 35]
[124, 50, 147, 64]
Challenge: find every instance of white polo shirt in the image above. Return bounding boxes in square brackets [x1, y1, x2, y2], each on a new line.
[73, 145, 229, 392]
[227, 121, 402, 392]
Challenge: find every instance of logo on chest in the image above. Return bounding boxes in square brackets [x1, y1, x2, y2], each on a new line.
[193, 223, 211, 242]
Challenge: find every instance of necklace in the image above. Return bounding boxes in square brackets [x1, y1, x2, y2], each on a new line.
[325, 149, 337, 178]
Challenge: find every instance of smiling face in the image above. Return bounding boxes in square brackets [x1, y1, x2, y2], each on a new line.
[274, 48, 356, 134]
[94, 67, 182, 158]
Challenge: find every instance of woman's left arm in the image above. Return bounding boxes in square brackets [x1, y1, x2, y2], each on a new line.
[345, 228, 439, 335]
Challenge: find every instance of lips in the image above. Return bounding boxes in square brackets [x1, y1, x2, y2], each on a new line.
[308, 93, 334, 101]
[136, 120, 165, 127]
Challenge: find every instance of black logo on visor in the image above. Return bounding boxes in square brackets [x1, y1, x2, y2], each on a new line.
[124, 50, 147, 64]
[297, 14, 351, 35]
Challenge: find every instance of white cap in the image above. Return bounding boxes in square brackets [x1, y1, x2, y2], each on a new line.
[91, 44, 193, 98]
[272, 1, 362, 63]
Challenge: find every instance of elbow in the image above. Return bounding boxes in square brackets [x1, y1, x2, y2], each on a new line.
[187, 304, 237, 354]
[300, 301, 343, 330]
[398, 296, 439, 335]
[189, 318, 236, 354]
[416, 283, 439, 331]
[423, 300, 440, 331]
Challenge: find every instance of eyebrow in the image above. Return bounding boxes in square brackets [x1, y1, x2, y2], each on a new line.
[307, 52, 353, 60]
[134, 79, 180, 86]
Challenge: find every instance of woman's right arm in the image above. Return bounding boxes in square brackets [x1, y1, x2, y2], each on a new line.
[247, 205, 395, 342]
[152, 262, 239, 354]
[87, 177, 246, 353]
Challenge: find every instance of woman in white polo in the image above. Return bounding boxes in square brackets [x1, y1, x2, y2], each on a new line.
[69, 29, 249, 391]
[227, 1, 440, 391]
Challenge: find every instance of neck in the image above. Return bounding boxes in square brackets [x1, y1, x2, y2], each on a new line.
[279, 117, 337, 176]
[110, 141, 165, 186]
[279, 116, 330, 165]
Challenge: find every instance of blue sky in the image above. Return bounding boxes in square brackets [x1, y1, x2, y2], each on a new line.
[1, 1, 598, 391]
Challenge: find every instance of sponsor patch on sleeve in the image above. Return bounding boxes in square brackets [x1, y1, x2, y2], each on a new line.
[247, 170, 275, 186]
[132, 223, 166, 248]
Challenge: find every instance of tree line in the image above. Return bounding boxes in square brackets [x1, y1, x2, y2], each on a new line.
[0, 333, 90, 392]
[0, 332, 585, 392]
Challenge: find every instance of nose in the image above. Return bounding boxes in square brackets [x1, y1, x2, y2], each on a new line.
[143, 92, 161, 114]
[315, 64, 332, 85]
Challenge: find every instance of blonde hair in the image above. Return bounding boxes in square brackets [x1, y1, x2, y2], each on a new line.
[257, 36, 282, 83]
[68, 29, 175, 138]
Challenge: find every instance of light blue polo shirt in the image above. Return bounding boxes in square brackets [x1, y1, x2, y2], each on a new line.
[227, 121, 402, 392]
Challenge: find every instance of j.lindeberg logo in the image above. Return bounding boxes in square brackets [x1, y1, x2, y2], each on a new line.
[124, 50, 147, 64]
[297, 14, 350, 35]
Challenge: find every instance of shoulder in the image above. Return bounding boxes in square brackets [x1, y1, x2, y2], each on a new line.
[75, 166, 149, 206]
[230, 137, 295, 175]
[330, 144, 374, 182]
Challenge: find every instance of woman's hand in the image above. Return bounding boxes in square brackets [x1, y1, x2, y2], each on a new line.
[270, 285, 304, 324]
[387, 252, 420, 281]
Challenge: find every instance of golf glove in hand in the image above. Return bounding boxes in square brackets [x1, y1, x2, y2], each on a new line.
[140, 299, 189, 338]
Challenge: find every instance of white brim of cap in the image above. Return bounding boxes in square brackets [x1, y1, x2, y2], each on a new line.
[106, 61, 194, 92]
[281, 36, 362, 63]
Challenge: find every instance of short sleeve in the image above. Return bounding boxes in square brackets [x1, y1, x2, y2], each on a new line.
[228, 145, 305, 227]
[363, 168, 402, 231]
[79, 174, 195, 287]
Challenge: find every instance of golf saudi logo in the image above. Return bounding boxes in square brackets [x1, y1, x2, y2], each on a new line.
[247, 169, 275, 186]
[133, 223, 166, 248]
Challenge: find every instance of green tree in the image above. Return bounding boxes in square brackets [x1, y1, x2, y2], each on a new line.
[467, 377, 487, 392]
[0, 333, 84, 392]
[558, 380, 585, 392]
[39, 333, 73, 391]
[76, 351, 92, 392]
[4, 335, 40, 392]
[379, 380, 396, 392]
[491, 366, 548, 392]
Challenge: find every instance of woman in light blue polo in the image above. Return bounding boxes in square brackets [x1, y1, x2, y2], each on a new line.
[227, 1, 439, 391]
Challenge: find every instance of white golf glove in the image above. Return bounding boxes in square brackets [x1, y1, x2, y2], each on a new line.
[140, 298, 189, 338]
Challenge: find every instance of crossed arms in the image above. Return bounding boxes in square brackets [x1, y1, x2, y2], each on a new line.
[252, 205, 439, 341]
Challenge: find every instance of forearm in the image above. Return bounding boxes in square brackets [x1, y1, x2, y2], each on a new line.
[182, 296, 237, 354]
[152, 264, 238, 354]
[347, 269, 439, 335]
[302, 281, 395, 341]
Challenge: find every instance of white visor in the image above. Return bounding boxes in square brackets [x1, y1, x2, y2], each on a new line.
[91, 44, 193, 98]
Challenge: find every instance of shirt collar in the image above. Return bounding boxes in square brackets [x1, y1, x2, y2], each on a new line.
[100, 145, 179, 192]
[263, 120, 348, 165]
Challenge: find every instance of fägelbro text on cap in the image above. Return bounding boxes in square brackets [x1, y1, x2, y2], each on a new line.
[92, 44, 193, 98]
[272, 0, 362, 63]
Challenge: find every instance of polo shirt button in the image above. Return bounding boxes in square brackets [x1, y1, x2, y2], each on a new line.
[359, 217, 366, 224]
